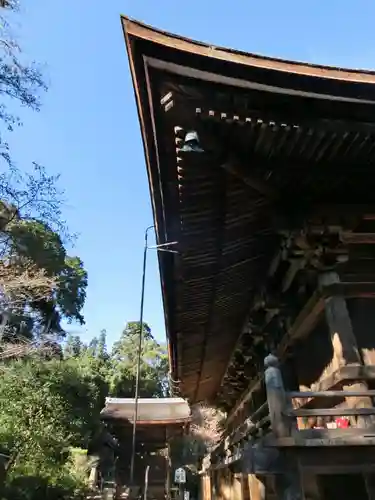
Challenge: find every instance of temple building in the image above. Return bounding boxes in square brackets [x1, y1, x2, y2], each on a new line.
[122, 17, 375, 500]
[101, 397, 190, 498]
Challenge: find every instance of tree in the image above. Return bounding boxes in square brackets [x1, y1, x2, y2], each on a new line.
[0, 357, 106, 498]
[0, 4, 87, 340]
[0, 321, 172, 497]
[0, 168, 88, 341]
[63, 333, 83, 359]
[0, 1, 47, 167]
[109, 321, 169, 398]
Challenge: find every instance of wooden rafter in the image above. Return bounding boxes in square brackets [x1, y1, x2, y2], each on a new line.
[221, 160, 277, 198]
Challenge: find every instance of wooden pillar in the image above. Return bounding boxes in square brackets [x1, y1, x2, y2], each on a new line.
[227, 467, 234, 500]
[241, 474, 250, 500]
[232, 473, 243, 500]
[248, 474, 265, 500]
[264, 354, 293, 438]
[364, 474, 375, 500]
[218, 468, 225, 500]
[319, 271, 374, 428]
[301, 472, 321, 500]
[207, 474, 212, 500]
[166, 442, 171, 500]
[274, 462, 304, 500]
[321, 272, 375, 499]
[264, 356, 304, 499]
[201, 474, 211, 500]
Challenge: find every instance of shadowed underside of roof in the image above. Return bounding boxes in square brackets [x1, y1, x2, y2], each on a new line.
[121, 17, 375, 409]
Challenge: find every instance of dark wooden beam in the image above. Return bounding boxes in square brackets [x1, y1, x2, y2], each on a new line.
[309, 204, 375, 220]
[199, 106, 375, 136]
[273, 204, 375, 232]
[277, 290, 325, 357]
[221, 160, 277, 198]
[341, 232, 375, 245]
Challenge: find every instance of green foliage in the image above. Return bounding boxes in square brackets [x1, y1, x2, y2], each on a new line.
[56, 257, 87, 325]
[110, 322, 169, 398]
[0, 5, 91, 498]
[7, 220, 65, 271]
[0, 358, 104, 498]
[0, 322, 169, 498]
[0, 360, 101, 466]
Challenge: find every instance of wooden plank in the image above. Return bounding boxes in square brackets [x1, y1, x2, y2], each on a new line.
[297, 426, 375, 438]
[229, 411, 270, 447]
[289, 390, 375, 398]
[341, 232, 375, 244]
[262, 426, 375, 447]
[288, 407, 375, 417]
[308, 204, 375, 220]
[323, 282, 375, 298]
[248, 475, 266, 500]
[268, 436, 375, 447]
[311, 365, 375, 394]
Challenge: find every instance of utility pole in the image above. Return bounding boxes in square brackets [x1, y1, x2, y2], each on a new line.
[129, 225, 178, 488]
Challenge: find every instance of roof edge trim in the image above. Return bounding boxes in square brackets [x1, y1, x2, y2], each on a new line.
[146, 56, 375, 105]
[121, 16, 375, 85]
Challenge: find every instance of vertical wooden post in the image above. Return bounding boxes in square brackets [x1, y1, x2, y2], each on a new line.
[321, 272, 375, 498]
[232, 473, 243, 500]
[218, 468, 224, 500]
[274, 465, 303, 500]
[248, 474, 266, 500]
[166, 441, 171, 500]
[319, 272, 364, 367]
[365, 474, 375, 500]
[302, 472, 321, 500]
[206, 474, 212, 500]
[264, 356, 303, 499]
[88, 463, 98, 489]
[264, 354, 292, 438]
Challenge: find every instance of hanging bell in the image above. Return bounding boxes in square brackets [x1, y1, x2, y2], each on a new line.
[180, 130, 204, 153]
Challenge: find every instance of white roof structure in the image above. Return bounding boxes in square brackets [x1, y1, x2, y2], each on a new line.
[100, 397, 191, 423]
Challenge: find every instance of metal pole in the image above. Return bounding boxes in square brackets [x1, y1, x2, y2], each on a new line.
[144, 465, 150, 500]
[129, 225, 154, 487]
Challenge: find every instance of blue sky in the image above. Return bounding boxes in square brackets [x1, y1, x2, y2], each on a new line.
[6, 0, 375, 346]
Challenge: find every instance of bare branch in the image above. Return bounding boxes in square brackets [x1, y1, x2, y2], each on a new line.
[189, 404, 225, 447]
[0, 257, 57, 308]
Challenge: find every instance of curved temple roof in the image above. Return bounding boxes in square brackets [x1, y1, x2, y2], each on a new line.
[101, 397, 191, 423]
[121, 17, 375, 408]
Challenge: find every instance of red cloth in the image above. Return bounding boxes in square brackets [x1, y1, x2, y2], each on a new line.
[335, 417, 349, 428]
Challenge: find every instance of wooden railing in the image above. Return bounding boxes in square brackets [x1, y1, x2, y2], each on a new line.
[264, 353, 375, 439]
